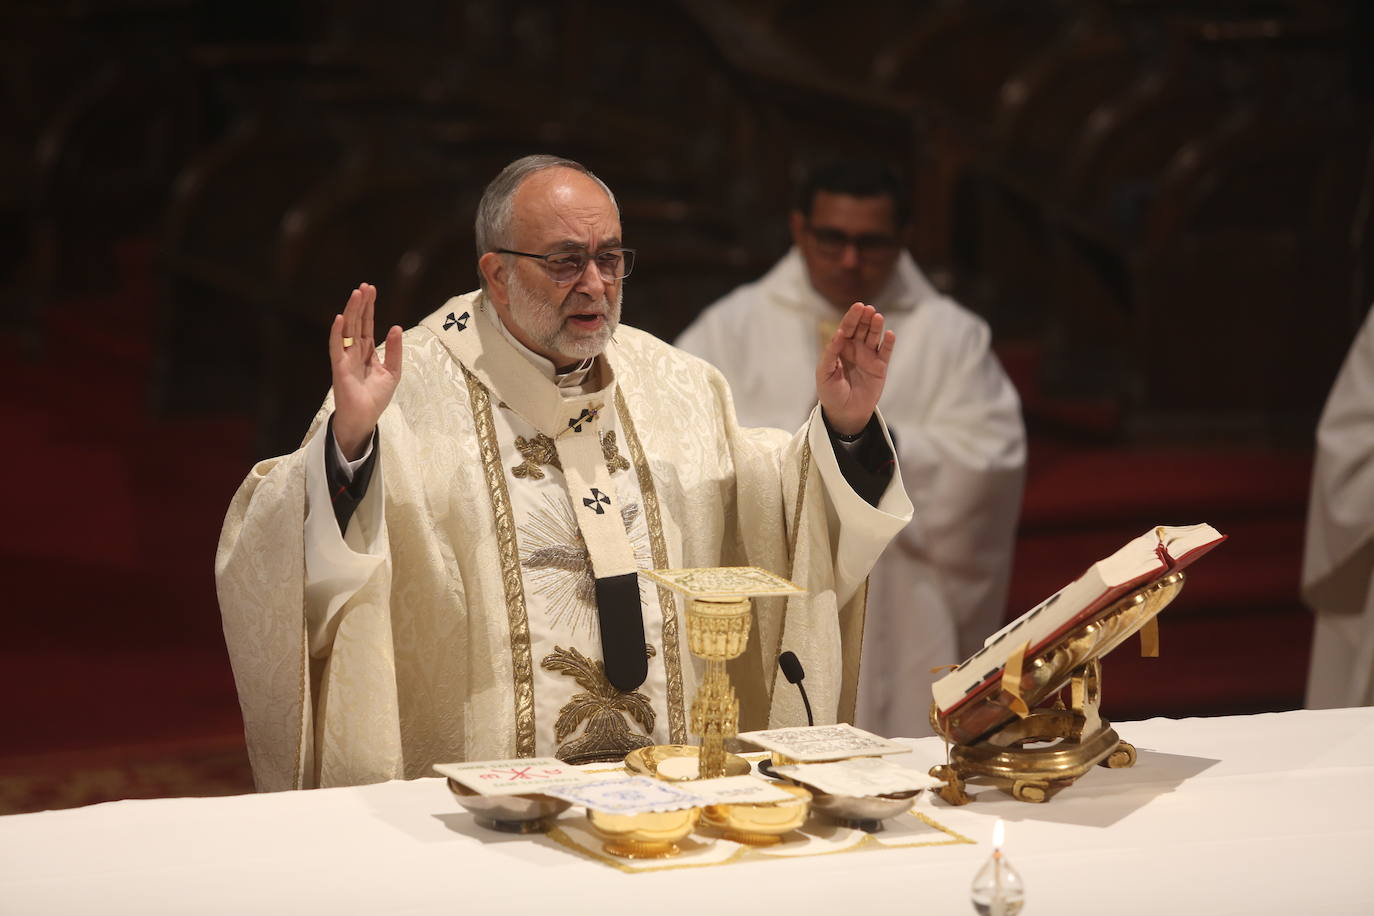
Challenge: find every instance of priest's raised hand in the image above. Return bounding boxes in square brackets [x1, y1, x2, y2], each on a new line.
[329, 282, 404, 460]
[815, 302, 896, 436]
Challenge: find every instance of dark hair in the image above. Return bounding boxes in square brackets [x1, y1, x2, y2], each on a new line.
[794, 160, 910, 228]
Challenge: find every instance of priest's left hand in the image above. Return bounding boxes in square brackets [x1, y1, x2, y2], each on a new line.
[816, 302, 896, 436]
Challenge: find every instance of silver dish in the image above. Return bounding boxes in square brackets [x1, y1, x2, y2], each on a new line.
[805, 788, 922, 833]
[446, 778, 571, 833]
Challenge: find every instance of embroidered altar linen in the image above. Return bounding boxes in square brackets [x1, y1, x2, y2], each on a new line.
[217, 290, 913, 790]
[434, 759, 595, 796]
[773, 757, 944, 796]
[677, 775, 797, 804]
[544, 777, 704, 814]
[739, 723, 910, 761]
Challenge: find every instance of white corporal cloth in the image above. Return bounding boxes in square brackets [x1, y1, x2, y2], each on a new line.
[677, 249, 1026, 738]
[2, 708, 1371, 914]
[1305, 304, 1374, 708]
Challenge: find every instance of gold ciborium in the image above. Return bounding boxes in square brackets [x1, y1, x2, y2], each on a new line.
[639, 567, 805, 779]
[586, 806, 701, 859]
[931, 572, 1185, 804]
[702, 783, 812, 845]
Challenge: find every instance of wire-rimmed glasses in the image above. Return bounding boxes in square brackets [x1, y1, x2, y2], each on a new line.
[495, 247, 636, 285]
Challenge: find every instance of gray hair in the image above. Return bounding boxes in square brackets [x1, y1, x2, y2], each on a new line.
[474, 155, 619, 285]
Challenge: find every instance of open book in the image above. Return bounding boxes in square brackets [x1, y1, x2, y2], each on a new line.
[931, 523, 1226, 738]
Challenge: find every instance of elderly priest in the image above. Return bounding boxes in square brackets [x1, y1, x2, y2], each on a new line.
[216, 155, 913, 790]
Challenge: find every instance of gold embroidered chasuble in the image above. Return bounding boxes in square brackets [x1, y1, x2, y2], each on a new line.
[216, 290, 913, 791]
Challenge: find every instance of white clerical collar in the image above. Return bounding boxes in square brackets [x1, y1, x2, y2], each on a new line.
[770, 247, 938, 318]
[485, 300, 597, 390]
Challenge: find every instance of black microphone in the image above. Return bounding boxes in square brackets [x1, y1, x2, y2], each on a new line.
[778, 651, 814, 727]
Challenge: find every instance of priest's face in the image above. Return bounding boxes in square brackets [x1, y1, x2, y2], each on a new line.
[483, 167, 624, 367]
[505, 267, 622, 365]
[790, 191, 903, 311]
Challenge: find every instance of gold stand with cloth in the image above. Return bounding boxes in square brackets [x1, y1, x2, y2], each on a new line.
[930, 572, 1186, 804]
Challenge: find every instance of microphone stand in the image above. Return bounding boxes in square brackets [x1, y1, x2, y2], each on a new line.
[778, 651, 814, 727]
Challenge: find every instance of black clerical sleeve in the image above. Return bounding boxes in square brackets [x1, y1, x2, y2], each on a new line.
[323, 414, 380, 535]
[823, 412, 896, 508]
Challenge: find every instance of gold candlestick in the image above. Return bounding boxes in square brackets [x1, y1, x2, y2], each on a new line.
[639, 567, 805, 779]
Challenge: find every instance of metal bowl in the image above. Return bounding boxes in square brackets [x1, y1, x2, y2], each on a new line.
[446, 778, 571, 833]
[806, 788, 922, 833]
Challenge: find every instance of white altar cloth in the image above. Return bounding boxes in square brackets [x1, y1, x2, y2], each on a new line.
[1, 708, 1371, 914]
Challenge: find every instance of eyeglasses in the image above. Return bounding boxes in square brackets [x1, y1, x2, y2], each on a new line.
[806, 225, 899, 260]
[495, 247, 636, 285]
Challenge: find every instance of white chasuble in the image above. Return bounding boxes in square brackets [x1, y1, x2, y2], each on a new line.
[423, 303, 682, 763]
[216, 290, 912, 790]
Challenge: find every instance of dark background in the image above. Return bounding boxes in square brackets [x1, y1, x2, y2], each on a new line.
[1, 0, 1369, 811]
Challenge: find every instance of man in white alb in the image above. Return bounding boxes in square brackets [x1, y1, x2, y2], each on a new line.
[1304, 305, 1374, 708]
[677, 160, 1025, 739]
[216, 155, 913, 790]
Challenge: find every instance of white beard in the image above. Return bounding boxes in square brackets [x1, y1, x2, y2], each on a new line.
[506, 272, 622, 363]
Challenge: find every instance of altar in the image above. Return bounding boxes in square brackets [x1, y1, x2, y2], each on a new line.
[2, 707, 1370, 914]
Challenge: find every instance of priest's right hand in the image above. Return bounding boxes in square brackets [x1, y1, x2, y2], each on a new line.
[329, 283, 403, 461]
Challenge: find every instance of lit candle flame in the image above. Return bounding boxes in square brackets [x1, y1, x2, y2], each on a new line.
[992, 818, 1004, 851]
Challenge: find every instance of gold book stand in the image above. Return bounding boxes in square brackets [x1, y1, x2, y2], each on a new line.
[930, 571, 1186, 804]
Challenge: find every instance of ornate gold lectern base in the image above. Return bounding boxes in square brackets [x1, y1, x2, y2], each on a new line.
[930, 664, 1137, 805]
[930, 572, 1187, 804]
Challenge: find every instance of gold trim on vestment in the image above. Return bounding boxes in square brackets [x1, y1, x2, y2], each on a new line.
[464, 365, 537, 756]
[615, 387, 687, 743]
[843, 578, 870, 725]
[294, 620, 308, 789]
[771, 440, 814, 702]
[788, 441, 812, 566]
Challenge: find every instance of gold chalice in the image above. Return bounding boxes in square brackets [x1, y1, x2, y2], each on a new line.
[640, 567, 806, 780]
